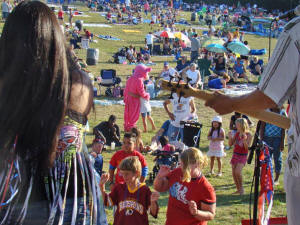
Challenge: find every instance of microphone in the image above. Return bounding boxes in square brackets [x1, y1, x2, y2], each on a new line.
[275, 5, 300, 21]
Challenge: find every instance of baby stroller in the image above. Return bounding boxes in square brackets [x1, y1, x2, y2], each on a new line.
[148, 149, 182, 183]
[181, 121, 202, 148]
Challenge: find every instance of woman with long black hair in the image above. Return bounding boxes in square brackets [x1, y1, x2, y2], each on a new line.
[0, 1, 107, 224]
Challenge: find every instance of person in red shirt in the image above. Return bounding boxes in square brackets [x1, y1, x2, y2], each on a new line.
[154, 148, 216, 225]
[109, 132, 148, 189]
[229, 118, 252, 195]
[57, 7, 64, 22]
[100, 156, 159, 225]
[83, 28, 92, 41]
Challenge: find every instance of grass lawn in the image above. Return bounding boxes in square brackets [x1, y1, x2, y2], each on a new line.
[1, 3, 287, 224]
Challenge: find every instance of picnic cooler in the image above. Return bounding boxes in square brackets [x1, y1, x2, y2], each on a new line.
[180, 121, 202, 148]
[86, 48, 99, 65]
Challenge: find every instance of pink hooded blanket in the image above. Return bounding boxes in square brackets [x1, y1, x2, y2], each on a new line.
[123, 64, 151, 131]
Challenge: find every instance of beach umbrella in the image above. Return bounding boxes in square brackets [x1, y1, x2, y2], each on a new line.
[205, 43, 227, 53]
[159, 30, 175, 38]
[174, 32, 191, 47]
[202, 37, 225, 48]
[227, 41, 250, 55]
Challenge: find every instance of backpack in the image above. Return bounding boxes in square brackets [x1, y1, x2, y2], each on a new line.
[113, 86, 121, 98]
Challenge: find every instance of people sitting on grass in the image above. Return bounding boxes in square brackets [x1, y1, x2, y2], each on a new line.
[176, 55, 190, 72]
[233, 57, 249, 82]
[248, 56, 263, 76]
[208, 73, 231, 89]
[183, 63, 202, 89]
[126, 45, 137, 63]
[93, 114, 122, 148]
[212, 53, 227, 77]
[160, 61, 179, 81]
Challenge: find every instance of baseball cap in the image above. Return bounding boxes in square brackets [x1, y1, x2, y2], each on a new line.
[164, 61, 169, 66]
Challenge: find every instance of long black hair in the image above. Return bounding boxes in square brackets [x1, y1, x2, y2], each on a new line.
[0, 1, 69, 169]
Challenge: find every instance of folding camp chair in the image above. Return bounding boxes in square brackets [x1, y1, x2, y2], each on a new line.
[197, 58, 212, 84]
[98, 69, 121, 96]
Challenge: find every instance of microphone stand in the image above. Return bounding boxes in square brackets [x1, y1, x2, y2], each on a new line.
[247, 121, 263, 225]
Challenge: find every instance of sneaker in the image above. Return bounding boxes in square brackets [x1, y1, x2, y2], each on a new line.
[225, 146, 230, 150]
[217, 172, 222, 177]
[274, 180, 280, 186]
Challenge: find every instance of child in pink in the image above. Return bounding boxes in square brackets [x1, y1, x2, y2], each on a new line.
[124, 65, 151, 131]
[159, 136, 175, 152]
[229, 118, 252, 195]
[207, 116, 226, 177]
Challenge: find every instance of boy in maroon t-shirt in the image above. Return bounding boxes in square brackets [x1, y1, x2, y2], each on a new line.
[100, 156, 159, 225]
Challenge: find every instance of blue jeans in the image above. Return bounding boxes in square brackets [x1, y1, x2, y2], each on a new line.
[166, 124, 183, 142]
[263, 136, 282, 173]
[190, 51, 199, 62]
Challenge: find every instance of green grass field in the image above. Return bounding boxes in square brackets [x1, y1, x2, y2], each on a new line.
[2, 3, 287, 224]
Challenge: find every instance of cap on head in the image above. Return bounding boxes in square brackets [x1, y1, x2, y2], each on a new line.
[212, 116, 222, 123]
[164, 61, 169, 66]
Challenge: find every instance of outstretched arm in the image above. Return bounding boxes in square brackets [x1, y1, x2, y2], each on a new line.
[205, 89, 276, 115]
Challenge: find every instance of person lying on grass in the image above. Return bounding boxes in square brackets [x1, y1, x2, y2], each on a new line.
[100, 156, 159, 225]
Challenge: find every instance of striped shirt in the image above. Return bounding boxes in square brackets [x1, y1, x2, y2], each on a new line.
[258, 17, 300, 177]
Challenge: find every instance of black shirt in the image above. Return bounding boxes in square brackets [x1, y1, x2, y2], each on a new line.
[94, 121, 120, 145]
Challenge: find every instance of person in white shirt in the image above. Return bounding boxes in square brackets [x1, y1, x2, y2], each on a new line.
[145, 32, 154, 55]
[163, 93, 196, 142]
[1, 0, 10, 19]
[140, 85, 156, 132]
[160, 61, 179, 81]
[183, 63, 202, 89]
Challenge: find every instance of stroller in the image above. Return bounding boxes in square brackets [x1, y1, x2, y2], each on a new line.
[148, 149, 182, 183]
[181, 121, 202, 148]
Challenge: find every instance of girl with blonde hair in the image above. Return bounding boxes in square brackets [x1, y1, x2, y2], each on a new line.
[154, 148, 216, 225]
[229, 118, 252, 195]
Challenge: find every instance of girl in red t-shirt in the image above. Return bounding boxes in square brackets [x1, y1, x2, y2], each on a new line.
[229, 118, 252, 195]
[154, 148, 216, 225]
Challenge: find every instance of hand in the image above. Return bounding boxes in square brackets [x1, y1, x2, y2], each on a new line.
[205, 91, 235, 115]
[90, 152, 97, 158]
[150, 191, 160, 202]
[188, 200, 198, 216]
[156, 165, 171, 179]
[100, 173, 110, 186]
[168, 112, 175, 121]
[280, 146, 284, 152]
[111, 126, 116, 133]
